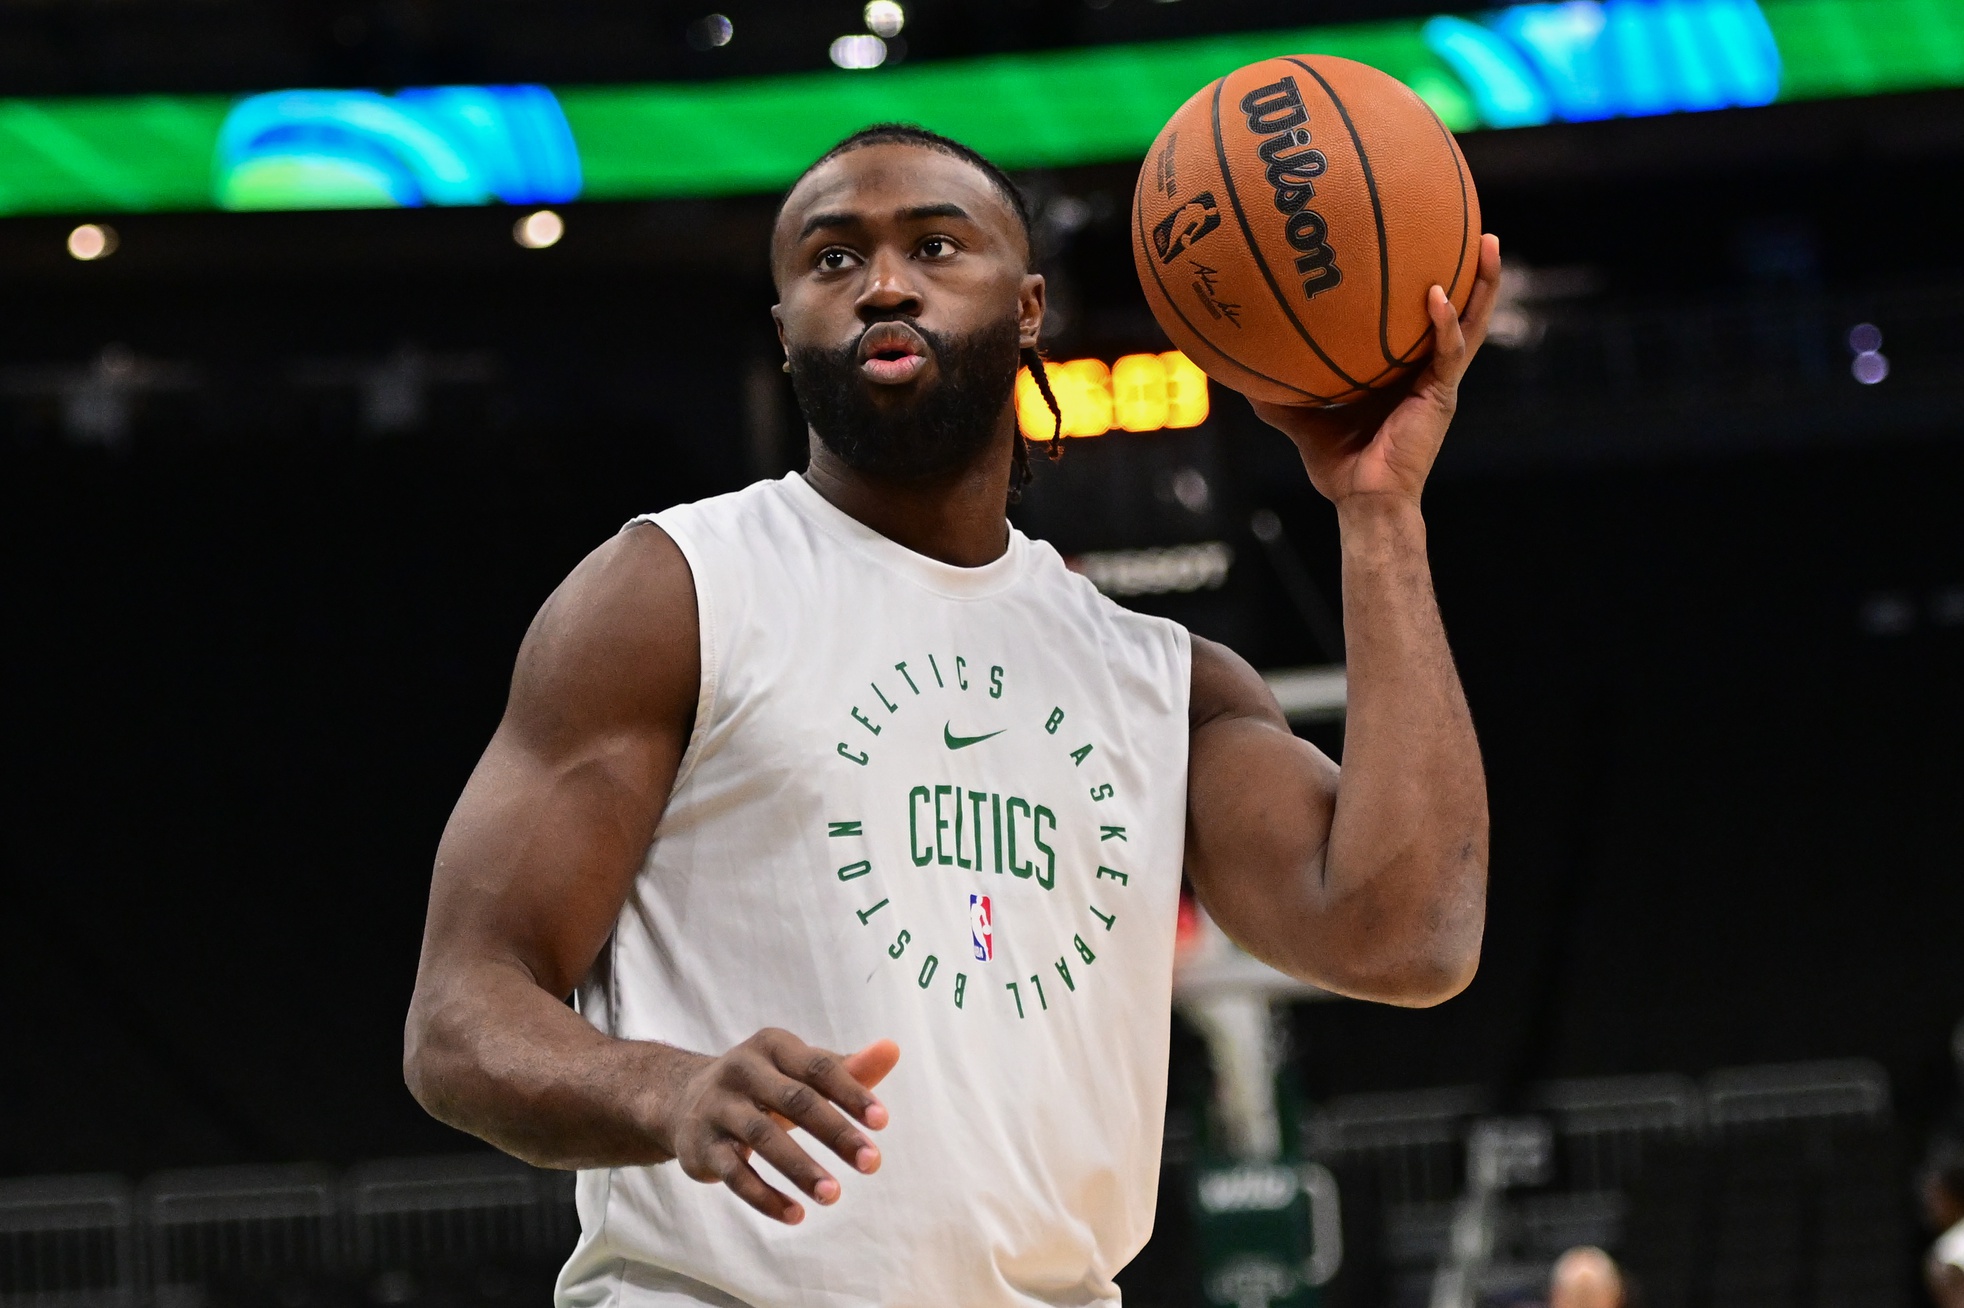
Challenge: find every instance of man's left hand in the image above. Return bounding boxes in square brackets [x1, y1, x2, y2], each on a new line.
[1251, 233, 1501, 508]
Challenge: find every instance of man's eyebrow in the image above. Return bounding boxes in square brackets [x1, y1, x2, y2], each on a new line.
[793, 202, 978, 244]
[897, 203, 973, 223]
[796, 211, 859, 242]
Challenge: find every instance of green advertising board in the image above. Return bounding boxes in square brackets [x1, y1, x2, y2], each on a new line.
[1192, 1160, 1344, 1308]
[0, 0, 1960, 217]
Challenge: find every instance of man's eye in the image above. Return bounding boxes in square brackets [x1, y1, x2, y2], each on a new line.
[818, 249, 855, 271]
[920, 237, 952, 258]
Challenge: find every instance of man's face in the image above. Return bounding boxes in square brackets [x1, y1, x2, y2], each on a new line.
[771, 144, 1045, 482]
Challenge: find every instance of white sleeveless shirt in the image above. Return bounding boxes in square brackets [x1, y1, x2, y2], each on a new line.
[556, 473, 1191, 1308]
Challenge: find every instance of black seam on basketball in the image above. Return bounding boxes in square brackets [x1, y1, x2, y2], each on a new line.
[1130, 147, 1332, 405]
[1361, 356, 1420, 387]
[1434, 105, 1474, 305]
[1284, 57, 1397, 371]
[1360, 359, 1404, 385]
[1207, 74, 1363, 391]
[1363, 104, 1476, 369]
[1382, 324, 1437, 372]
[1376, 115, 1474, 368]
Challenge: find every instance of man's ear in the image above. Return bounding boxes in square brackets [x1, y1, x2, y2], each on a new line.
[1018, 274, 1046, 351]
[771, 305, 788, 361]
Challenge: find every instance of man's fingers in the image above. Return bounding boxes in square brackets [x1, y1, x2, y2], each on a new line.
[841, 1039, 900, 1093]
[755, 1070, 881, 1173]
[1430, 286, 1468, 367]
[1457, 234, 1503, 357]
[721, 1107, 843, 1205]
[765, 1033, 889, 1131]
[685, 1030, 904, 1220]
[705, 1141, 805, 1224]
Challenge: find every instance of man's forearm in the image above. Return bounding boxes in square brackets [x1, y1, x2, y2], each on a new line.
[404, 962, 704, 1170]
[1323, 493, 1488, 998]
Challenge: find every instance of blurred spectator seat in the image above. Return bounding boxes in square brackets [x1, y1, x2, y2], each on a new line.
[1617, 1139, 1707, 1308]
[1619, 1064, 1904, 1308]
[1810, 1126, 1908, 1308]
[1305, 1085, 1488, 1207]
[0, 1173, 137, 1308]
[344, 1153, 546, 1272]
[1308, 1088, 1488, 1308]
[535, 1167, 578, 1260]
[140, 1164, 337, 1305]
[1519, 1189, 1626, 1260]
[1704, 1060, 1890, 1130]
[1529, 1074, 1700, 1192]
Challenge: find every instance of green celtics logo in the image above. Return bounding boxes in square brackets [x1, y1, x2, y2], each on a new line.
[825, 650, 1132, 1023]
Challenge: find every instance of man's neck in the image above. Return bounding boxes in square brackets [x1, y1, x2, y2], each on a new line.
[801, 426, 1017, 569]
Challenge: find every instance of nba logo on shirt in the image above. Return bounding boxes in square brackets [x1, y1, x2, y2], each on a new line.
[970, 894, 993, 962]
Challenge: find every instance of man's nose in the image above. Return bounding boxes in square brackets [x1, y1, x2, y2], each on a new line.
[855, 247, 923, 321]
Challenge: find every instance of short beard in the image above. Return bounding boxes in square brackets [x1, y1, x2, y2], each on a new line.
[790, 314, 1021, 483]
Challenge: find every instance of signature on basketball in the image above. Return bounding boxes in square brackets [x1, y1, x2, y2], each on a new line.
[1188, 262, 1242, 327]
[1240, 74, 1342, 302]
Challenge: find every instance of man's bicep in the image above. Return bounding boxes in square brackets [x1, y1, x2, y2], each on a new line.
[1183, 637, 1339, 946]
[422, 524, 701, 999]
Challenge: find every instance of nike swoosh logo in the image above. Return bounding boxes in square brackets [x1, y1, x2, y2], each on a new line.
[944, 723, 1006, 750]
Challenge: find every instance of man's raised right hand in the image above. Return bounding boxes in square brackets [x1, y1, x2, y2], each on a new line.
[653, 1031, 899, 1224]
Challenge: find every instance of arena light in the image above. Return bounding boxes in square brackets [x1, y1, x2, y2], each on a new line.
[1062, 360, 1116, 437]
[830, 35, 888, 70]
[1162, 352, 1210, 428]
[1849, 323, 1889, 385]
[66, 222, 117, 260]
[688, 14, 734, 49]
[864, 2, 906, 38]
[513, 208, 564, 248]
[1112, 351, 1213, 431]
[1017, 350, 1209, 440]
[1111, 354, 1170, 431]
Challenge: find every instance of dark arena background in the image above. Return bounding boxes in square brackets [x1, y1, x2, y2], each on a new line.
[5, 1, 1964, 1306]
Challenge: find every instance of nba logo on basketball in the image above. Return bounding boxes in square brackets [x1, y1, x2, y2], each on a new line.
[969, 894, 993, 962]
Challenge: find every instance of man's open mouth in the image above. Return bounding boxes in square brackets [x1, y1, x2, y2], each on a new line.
[856, 322, 932, 385]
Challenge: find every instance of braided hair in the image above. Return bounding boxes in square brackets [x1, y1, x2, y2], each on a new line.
[1012, 343, 1063, 498]
[780, 123, 1064, 499]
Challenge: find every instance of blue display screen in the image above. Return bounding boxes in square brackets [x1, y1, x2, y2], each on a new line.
[1423, 0, 1781, 128]
[215, 84, 582, 210]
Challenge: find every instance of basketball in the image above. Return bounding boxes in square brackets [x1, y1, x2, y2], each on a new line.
[1131, 54, 1482, 406]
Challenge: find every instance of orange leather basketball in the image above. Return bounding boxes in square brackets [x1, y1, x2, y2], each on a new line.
[1131, 54, 1481, 406]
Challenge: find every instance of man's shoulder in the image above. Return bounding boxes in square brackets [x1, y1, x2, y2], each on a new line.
[1026, 535, 1190, 643]
[627, 477, 790, 545]
[534, 520, 697, 674]
[1187, 633, 1284, 733]
[496, 515, 701, 749]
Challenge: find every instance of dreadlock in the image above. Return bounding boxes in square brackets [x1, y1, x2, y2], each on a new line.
[780, 122, 1065, 499]
[1013, 345, 1063, 501]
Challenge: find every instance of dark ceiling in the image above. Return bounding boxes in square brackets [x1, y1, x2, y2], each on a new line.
[0, 0, 1456, 97]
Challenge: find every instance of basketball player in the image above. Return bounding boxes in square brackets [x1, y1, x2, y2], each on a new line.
[404, 125, 1499, 1306]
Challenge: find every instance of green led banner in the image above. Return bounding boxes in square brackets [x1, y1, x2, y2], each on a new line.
[1, 0, 1960, 217]
[564, 21, 1468, 200]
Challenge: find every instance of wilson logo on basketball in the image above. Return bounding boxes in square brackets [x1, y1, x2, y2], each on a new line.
[1152, 193, 1222, 263]
[1239, 75, 1342, 302]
